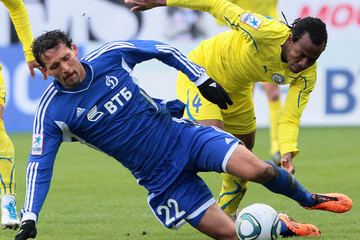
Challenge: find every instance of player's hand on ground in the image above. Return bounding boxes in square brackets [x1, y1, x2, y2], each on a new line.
[280, 153, 295, 174]
[125, 0, 166, 12]
[14, 220, 37, 240]
[27, 60, 48, 80]
[197, 78, 233, 110]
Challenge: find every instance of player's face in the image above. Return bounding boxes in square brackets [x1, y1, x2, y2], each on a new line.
[41, 43, 86, 89]
[284, 32, 325, 73]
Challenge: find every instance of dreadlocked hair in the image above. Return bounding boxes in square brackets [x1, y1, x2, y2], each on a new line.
[291, 17, 327, 47]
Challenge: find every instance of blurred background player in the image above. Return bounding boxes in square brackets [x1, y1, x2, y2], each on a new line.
[0, 0, 38, 230]
[165, 7, 205, 40]
[126, 0, 328, 237]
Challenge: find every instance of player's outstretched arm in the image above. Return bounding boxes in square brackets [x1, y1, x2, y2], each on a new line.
[3, 0, 47, 80]
[125, 0, 256, 30]
[125, 0, 220, 13]
[117, 39, 233, 109]
[125, 0, 166, 12]
[125, 0, 255, 31]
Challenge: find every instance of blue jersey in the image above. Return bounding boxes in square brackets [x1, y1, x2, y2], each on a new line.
[23, 40, 210, 219]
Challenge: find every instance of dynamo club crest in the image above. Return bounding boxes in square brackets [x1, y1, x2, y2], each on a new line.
[271, 73, 285, 84]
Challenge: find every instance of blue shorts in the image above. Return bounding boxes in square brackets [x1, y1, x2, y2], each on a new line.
[146, 121, 240, 229]
[148, 171, 215, 228]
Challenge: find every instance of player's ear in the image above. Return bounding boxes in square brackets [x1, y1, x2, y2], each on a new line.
[39, 66, 48, 80]
[283, 34, 293, 50]
[287, 34, 294, 44]
[71, 44, 79, 56]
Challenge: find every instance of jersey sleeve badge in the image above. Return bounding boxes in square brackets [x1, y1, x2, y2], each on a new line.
[31, 133, 44, 155]
[241, 13, 263, 30]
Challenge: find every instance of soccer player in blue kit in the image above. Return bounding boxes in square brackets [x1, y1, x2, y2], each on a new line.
[15, 30, 352, 240]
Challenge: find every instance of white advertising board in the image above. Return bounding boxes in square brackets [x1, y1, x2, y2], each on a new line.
[0, 0, 358, 131]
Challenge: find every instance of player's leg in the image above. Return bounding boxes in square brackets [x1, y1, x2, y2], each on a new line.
[216, 85, 256, 216]
[177, 73, 250, 217]
[199, 132, 321, 237]
[195, 203, 237, 240]
[147, 170, 237, 239]
[262, 82, 281, 164]
[226, 144, 352, 213]
[196, 203, 322, 239]
[0, 71, 20, 229]
[216, 131, 254, 217]
[183, 125, 322, 238]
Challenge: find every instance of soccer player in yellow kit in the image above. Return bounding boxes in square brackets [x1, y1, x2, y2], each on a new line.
[0, 0, 39, 230]
[230, 0, 282, 163]
[127, 0, 327, 237]
[216, 0, 284, 217]
[173, 0, 324, 219]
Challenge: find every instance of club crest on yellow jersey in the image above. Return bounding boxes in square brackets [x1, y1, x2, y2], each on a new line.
[271, 73, 285, 84]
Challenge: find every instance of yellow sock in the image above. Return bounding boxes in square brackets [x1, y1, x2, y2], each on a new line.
[217, 173, 248, 215]
[268, 99, 281, 155]
[0, 119, 15, 195]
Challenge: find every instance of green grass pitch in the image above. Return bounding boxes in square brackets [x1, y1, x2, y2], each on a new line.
[1, 127, 359, 239]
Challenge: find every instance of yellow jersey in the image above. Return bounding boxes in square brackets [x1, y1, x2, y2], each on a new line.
[230, 0, 279, 19]
[170, 0, 318, 156]
[2, 0, 34, 62]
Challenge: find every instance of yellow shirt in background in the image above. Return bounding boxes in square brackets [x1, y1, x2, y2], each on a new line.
[230, 0, 279, 19]
[2, 0, 34, 62]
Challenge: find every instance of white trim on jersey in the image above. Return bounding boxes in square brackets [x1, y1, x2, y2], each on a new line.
[60, 65, 95, 94]
[33, 84, 58, 134]
[54, 121, 76, 142]
[24, 162, 39, 213]
[186, 198, 216, 220]
[121, 58, 139, 85]
[82, 41, 136, 62]
[208, 126, 239, 172]
[33, 83, 54, 133]
[172, 219, 187, 230]
[222, 142, 239, 173]
[155, 45, 205, 77]
[82, 41, 134, 62]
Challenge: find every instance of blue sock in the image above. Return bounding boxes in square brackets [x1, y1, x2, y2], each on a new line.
[262, 161, 316, 207]
[279, 219, 290, 236]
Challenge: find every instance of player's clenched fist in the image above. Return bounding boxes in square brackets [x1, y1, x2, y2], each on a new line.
[14, 220, 37, 240]
[197, 78, 233, 110]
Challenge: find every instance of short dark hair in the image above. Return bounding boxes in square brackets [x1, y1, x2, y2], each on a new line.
[291, 17, 327, 47]
[32, 30, 73, 67]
